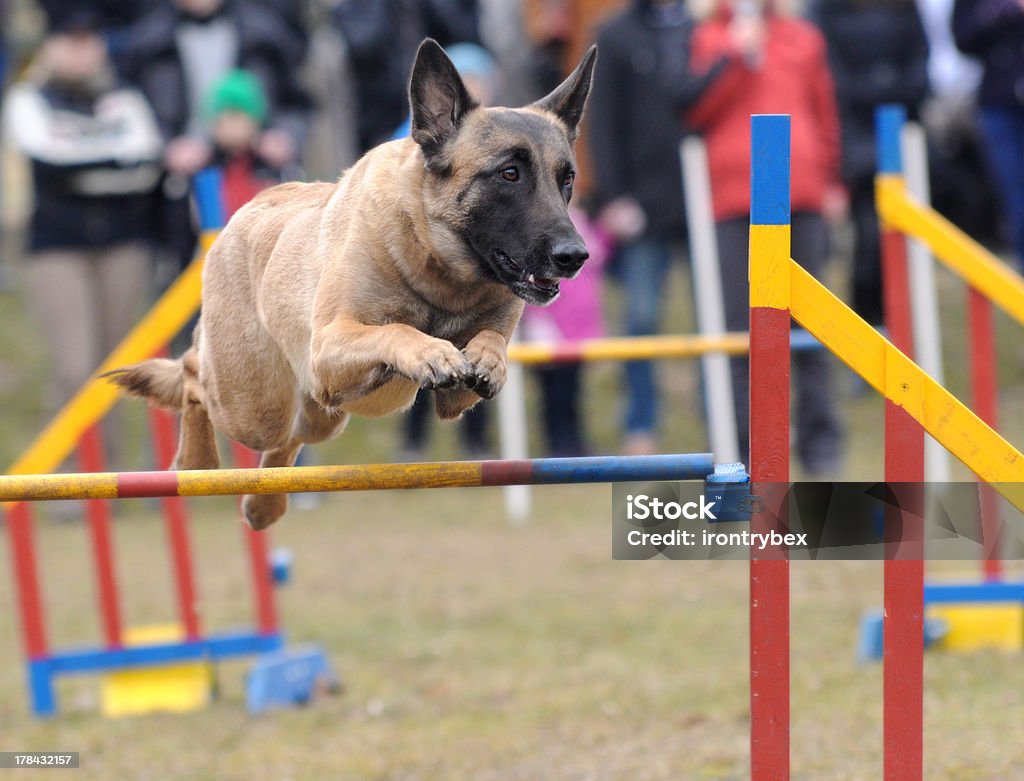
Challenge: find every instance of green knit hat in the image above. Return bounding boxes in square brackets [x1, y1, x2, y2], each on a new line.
[205, 69, 268, 125]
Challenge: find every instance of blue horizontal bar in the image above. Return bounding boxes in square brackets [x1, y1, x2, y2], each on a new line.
[924, 581, 1024, 604]
[790, 329, 821, 352]
[531, 454, 716, 484]
[789, 327, 887, 352]
[34, 631, 284, 676]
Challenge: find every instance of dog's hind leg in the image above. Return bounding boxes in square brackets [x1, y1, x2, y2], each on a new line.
[172, 347, 220, 471]
[241, 441, 303, 531]
[241, 398, 350, 531]
[294, 394, 351, 443]
[435, 387, 483, 420]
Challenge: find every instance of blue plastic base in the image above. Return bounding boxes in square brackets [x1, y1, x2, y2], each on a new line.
[27, 630, 284, 717]
[856, 610, 948, 663]
[246, 645, 339, 714]
[858, 580, 1024, 662]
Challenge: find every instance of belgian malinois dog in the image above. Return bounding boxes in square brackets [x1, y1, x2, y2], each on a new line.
[107, 40, 597, 529]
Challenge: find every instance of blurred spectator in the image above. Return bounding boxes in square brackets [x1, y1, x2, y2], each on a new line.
[204, 69, 280, 216]
[391, 42, 497, 462]
[521, 208, 611, 456]
[479, 0, 538, 107]
[0, 0, 10, 292]
[333, 0, 481, 153]
[688, 0, 844, 474]
[916, 0, 1002, 247]
[953, 0, 1024, 266]
[526, 0, 572, 110]
[120, 0, 312, 269]
[89, 0, 160, 61]
[300, 2, 360, 180]
[588, 0, 724, 456]
[3, 5, 162, 435]
[808, 0, 930, 326]
[917, 0, 980, 98]
[390, 42, 499, 139]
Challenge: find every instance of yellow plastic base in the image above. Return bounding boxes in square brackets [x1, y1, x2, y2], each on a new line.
[100, 624, 213, 718]
[929, 604, 1024, 652]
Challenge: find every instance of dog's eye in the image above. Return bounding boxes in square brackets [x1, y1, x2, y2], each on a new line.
[500, 167, 519, 182]
[563, 172, 575, 189]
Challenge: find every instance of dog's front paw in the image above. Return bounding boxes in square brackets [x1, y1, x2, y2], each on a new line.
[463, 339, 507, 400]
[409, 339, 473, 390]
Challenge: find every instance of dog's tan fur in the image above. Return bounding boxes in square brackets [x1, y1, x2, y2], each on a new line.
[108, 40, 596, 529]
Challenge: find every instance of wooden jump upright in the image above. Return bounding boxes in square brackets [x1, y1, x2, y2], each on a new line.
[749, 113, 926, 780]
[748, 114, 791, 780]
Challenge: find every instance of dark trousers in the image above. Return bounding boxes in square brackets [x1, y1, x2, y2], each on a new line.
[850, 174, 884, 326]
[606, 236, 675, 435]
[402, 391, 489, 455]
[535, 364, 586, 457]
[716, 212, 842, 472]
[979, 105, 1024, 265]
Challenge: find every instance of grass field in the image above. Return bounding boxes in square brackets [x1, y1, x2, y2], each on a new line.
[2, 248, 1024, 779]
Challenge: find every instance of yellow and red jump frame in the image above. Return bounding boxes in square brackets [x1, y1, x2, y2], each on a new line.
[3, 170, 285, 717]
[872, 104, 1024, 637]
[748, 114, 1024, 781]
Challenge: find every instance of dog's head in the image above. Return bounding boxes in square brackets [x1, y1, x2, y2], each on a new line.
[409, 39, 597, 306]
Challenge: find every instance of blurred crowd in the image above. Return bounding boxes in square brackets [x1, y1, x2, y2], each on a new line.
[0, 0, 1021, 473]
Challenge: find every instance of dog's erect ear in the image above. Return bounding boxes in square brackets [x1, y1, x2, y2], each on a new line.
[409, 38, 478, 171]
[531, 45, 597, 143]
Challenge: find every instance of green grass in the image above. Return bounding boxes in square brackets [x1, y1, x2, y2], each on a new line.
[2, 258, 1024, 778]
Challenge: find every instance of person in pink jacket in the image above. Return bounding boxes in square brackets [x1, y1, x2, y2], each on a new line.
[521, 208, 611, 456]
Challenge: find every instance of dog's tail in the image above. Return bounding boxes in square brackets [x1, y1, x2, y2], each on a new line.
[102, 358, 185, 410]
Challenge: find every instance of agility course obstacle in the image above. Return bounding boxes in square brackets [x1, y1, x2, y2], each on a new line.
[500, 326, 825, 524]
[861, 105, 1024, 656]
[748, 114, 1024, 780]
[0, 453, 728, 503]
[2, 451, 749, 717]
[506, 329, 823, 364]
[2, 170, 335, 717]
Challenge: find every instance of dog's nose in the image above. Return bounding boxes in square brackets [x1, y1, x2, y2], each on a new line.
[551, 239, 589, 272]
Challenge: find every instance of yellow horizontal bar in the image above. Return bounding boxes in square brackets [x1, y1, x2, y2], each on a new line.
[789, 259, 1024, 511]
[0, 473, 120, 502]
[4, 234, 212, 479]
[508, 333, 751, 364]
[176, 461, 486, 496]
[0, 462, 491, 503]
[878, 177, 1024, 328]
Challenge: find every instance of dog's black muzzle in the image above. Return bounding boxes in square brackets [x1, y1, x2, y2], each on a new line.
[549, 238, 589, 276]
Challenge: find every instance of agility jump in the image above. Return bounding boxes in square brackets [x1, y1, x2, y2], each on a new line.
[865, 104, 1024, 654]
[749, 113, 1024, 781]
[0, 453, 721, 503]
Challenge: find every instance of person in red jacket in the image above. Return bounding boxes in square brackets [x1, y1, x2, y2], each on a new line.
[687, 0, 845, 474]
